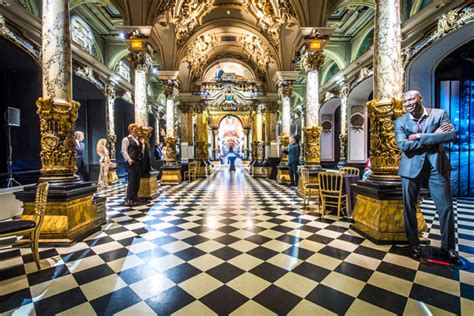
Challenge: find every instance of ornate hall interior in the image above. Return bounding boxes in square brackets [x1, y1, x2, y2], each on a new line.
[0, 0, 473, 315]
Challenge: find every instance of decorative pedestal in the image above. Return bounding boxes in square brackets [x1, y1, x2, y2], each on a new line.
[15, 183, 100, 246]
[197, 160, 208, 178]
[297, 166, 324, 197]
[161, 165, 182, 185]
[107, 167, 119, 184]
[276, 165, 291, 184]
[252, 161, 267, 178]
[138, 170, 159, 199]
[350, 180, 427, 244]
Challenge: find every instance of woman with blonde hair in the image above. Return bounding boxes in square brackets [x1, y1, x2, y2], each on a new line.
[97, 138, 115, 189]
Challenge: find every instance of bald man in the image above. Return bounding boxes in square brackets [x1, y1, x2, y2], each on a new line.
[394, 90, 460, 265]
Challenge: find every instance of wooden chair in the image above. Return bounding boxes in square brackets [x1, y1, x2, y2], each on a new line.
[184, 161, 199, 181]
[301, 168, 320, 213]
[0, 182, 49, 269]
[339, 167, 360, 177]
[318, 172, 346, 219]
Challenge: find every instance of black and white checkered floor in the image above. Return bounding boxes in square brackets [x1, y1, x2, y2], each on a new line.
[1, 167, 473, 315]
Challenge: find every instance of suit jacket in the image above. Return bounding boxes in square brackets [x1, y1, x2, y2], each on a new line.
[394, 108, 455, 179]
[75, 141, 87, 168]
[287, 143, 300, 164]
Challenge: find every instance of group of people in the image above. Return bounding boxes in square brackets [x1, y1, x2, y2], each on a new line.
[74, 123, 147, 207]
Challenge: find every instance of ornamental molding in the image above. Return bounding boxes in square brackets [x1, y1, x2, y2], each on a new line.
[158, 0, 215, 47]
[402, 6, 474, 67]
[185, 33, 218, 80]
[243, 0, 296, 47]
[74, 65, 105, 91]
[239, 34, 272, 73]
[127, 51, 153, 72]
[0, 14, 40, 61]
[301, 50, 325, 72]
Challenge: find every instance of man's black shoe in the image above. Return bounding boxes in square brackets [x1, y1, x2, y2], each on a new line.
[444, 249, 462, 266]
[409, 246, 421, 260]
[123, 200, 132, 207]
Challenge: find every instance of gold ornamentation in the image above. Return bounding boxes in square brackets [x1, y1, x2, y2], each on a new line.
[302, 51, 325, 72]
[278, 82, 293, 98]
[367, 98, 404, 176]
[164, 135, 177, 162]
[161, 0, 215, 47]
[162, 80, 179, 99]
[351, 194, 427, 242]
[139, 126, 153, 143]
[36, 97, 80, 177]
[185, 34, 217, 80]
[127, 51, 152, 72]
[138, 175, 159, 199]
[243, 0, 296, 47]
[303, 126, 321, 165]
[280, 134, 290, 162]
[339, 133, 347, 162]
[195, 141, 207, 160]
[239, 34, 272, 73]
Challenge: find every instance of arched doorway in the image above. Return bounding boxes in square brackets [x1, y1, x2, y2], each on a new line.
[218, 115, 244, 160]
[435, 39, 474, 196]
[0, 37, 41, 186]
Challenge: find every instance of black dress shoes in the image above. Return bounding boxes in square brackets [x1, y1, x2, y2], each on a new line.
[444, 250, 462, 266]
[123, 200, 133, 207]
[409, 246, 421, 260]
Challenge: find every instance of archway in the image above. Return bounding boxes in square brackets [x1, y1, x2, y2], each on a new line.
[435, 40, 474, 197]
[0, 37, 41, 187]
[217, 115, 245, 160]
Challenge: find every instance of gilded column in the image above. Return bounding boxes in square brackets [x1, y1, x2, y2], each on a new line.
[16, 0, 101, 244]
[37, 0, 79, 181]
[178, 103, 194, 161]
[163, 80, 179, 163]
[128, 52, 152, 127]
[105, 85, 119, 183]
[351, 0, 426, 242]
[278, 82, 293, 162]
[302, 50, 325, 166]
[337, 83, 350, 167]
[254, 105, 264, 161]
[369, 0, 405, 178]
[265, 103, 278, 158]
[244, 128, 250, 160]
[194, 104, 207, 161]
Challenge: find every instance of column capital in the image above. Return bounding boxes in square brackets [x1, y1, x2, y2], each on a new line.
[177, 102, 193, 113]
[193, 103, 207, 114]
[162, 80, 179, 99]
[339, 83, 350, 99]
[278, 82, 293, 98]
[265, 103, 279, 113]
[127, 51, 152, 72]
[302, 50, 325, 72]
[105, 85, 116, 99]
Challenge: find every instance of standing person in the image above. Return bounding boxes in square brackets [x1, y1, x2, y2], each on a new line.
[285, 136, 301, 186]
[75, 131, 90, 181]
[154, 143, 163, 160]
[121, 123, 143, 206]
[96, 138, 116, 190]
[395, 90, 460, 265]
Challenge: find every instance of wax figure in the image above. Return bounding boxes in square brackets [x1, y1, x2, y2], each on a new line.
[75, 131, 90, 181]
[285, 136, 301, 186]
[96, 138, 115, 190]
[394, 90, 460, 265]
[121, 123, 143, 206]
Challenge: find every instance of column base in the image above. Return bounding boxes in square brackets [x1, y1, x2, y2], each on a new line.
[107, 167, 119, 184]
[337, 160, 348, 168]
[197, 160, 208, 178]
[252, 162, 267, 178]
[138, 171, 159, 199]
[14, 183, 101, 246]
[350, 180, 428, 244]
[276, 164, 290, 184]
[161, 165, 182, 185]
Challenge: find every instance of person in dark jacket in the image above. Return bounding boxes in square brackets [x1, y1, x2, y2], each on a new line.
[121, 123, 143, 206]
[395, 90, 460, 265]
[285, 136, 300, 186]
[75, 131, 90, 181]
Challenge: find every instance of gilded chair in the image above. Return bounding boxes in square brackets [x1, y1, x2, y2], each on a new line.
[184, 161, 199, 181]
[0, 182, 49, 269]
[339, 167, 360, 177]
[301, 168, 320, 213]
[318, 172, 346, 219]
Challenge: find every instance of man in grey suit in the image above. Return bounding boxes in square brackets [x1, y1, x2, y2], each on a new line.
[395, 90, 460, 265]
[285, 136, 300, 186]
